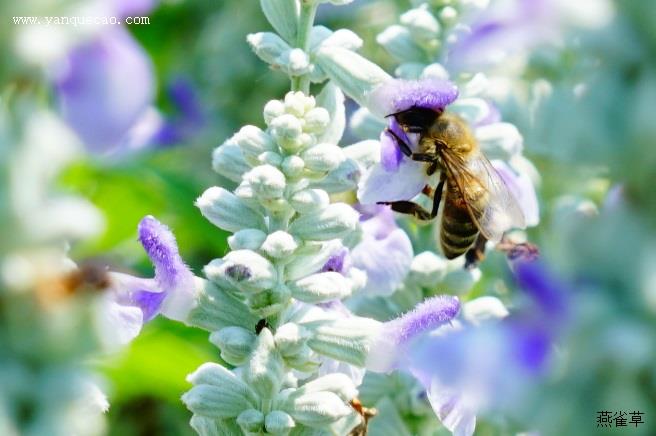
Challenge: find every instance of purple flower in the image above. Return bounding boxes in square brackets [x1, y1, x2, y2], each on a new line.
[350, 206, 414, 296]
[366, 295, 460, 373]
[54, 27, 155, 153]
[98, 216, 196, 346]
[366, 78, 459, 119]
[358, 79, 458, 204]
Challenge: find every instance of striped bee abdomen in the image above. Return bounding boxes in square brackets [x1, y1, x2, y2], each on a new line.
[440, 182, 481, 259]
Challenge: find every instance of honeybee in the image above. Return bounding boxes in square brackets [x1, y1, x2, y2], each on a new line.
[380, 107, 525, 266]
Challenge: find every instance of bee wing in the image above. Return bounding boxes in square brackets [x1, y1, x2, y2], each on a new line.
[440, 148, 525, 242]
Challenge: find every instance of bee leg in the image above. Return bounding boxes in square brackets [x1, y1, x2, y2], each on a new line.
[378, 201, 432, 220]
[464, 234, 488, 269]
[430, 175, 446, 218]
[385, 128, 412, 157]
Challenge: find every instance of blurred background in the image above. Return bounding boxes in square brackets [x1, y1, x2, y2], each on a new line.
[1, 0, 655, 435]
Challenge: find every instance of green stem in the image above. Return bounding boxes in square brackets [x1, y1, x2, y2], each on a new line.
[291, 1, 318, 93]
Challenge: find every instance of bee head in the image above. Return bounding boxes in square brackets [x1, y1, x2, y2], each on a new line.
[387, 106, 441, 134]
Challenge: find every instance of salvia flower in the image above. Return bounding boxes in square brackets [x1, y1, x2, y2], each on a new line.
[404, 261, 569, 436]
[366, 295, 461, 373]
[350, 205, 414, 297]
[98, 215, 197, 347]
[358, 78, 458, 204]
[54, 27, 155, 153]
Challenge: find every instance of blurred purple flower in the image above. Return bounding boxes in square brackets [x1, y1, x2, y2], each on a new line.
[350, 206, 414, 296]
[152, 77, 206, 146]
[400, 261, 568, 435]
[54, 27, 155, 153]
[358, 79, 458, 204]
[447, 0, 555, 72]
[99, 215, 196, 346]
[113, 0, 157, 17]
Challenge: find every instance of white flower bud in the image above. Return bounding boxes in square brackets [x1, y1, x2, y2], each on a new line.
[309, 25, 334, 49]
[228, 229, 267, 251]
[439, 267, 482, 294]
[210, 327, 256, 366]
[320, 28, 363, 51]
[303, 107, 330, 134]
[284, 91, 315, 116]
[187, 279, 259, 332]
[274, 323, 308, 357]
[284, 343, 322, 372]
[289, 271, 351, 303]
[237, 409, 265, 433]
[264, 99, 286, 125]
[301, 143, 345, 172]
[285, 241, 342, 281]
[289, 189, 330, 214]
[270, 114, 304, 150]
[439, 6, 458, 26]
[245, 165, 286, 199]
[247, 32, 291, 66]
[376, 25, 425, 63]
[265, 411, 295, 434]
[196, 187, 266, 232]
[286, 391, 353, 427]
[315, 46, 391, 108]
[343, 140, 380, 170]
[450, 98, 492, 126]
[260, 0, 299, 43]
[400, 7, 441, 43]
[258, 151, 283, 167]
[462, 296, 509, 325]
[460, 72, 488, 97]
[212, 142, 249, 183]
[396, 62, 426, 79]
[475, 122, 523, 160]
[310, 159, 360, 193]
[204, 250, 277, 293]
[408, 251, 448, 288]
[183, 363, 259, 419]
[234, 180, 261, 209]
[279, 48, 312, 76]
[190, 415, 226, 436]
[235, 125, 276, 157]
[315, 82, 346, 144]
[289, 203, 358, 241]
[261, 231, 298, 258]
[245, 329, 285, 399]
[420, 62, 450, 80]
[307, 317, 382, 366]
[281, 155, 305, 179]
[292, 374, 358, 403]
